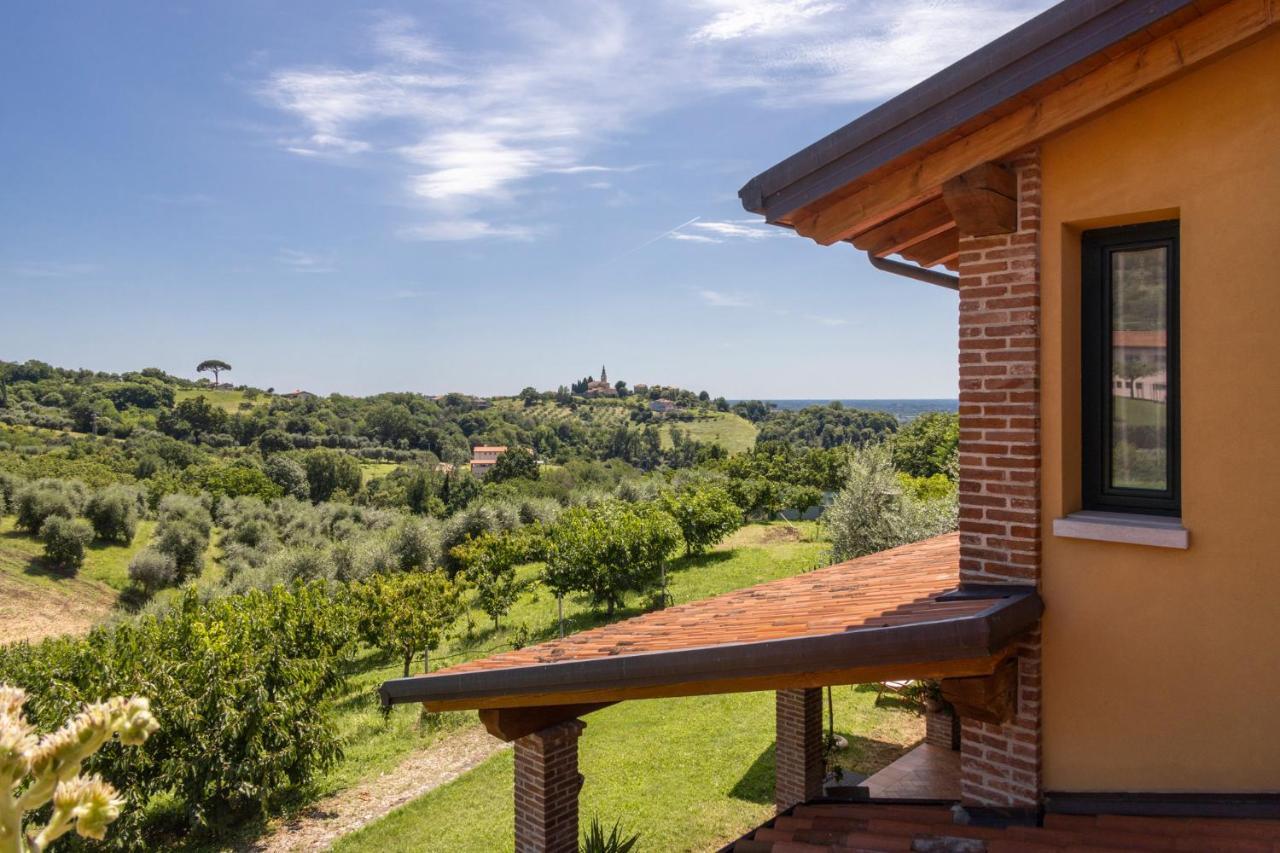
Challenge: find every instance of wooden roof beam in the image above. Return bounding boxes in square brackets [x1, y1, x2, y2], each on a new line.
[793, 0, 1278, 245]
[851, 197, 955, 257]
[900, 227, 961, 269]
[943, 163, 1017, 236]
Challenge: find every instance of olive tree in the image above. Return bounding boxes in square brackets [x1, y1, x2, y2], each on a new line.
[39, 517, 93, 573]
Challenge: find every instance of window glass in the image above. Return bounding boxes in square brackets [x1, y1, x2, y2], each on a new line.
[1109, 247, 1169, 491]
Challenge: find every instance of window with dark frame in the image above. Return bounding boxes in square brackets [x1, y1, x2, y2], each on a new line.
[1081, 220, 1180, 516]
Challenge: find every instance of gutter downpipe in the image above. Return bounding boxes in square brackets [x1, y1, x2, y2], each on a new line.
[867, 252, 959, 291]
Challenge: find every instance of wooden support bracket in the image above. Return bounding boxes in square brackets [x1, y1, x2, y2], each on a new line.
[478, 702, 614, 742]
[940, 656, 1018, 724]
[941, 162, 1017, 237]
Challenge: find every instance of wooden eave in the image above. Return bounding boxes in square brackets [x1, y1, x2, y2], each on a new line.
[739, 0, 1273, 262]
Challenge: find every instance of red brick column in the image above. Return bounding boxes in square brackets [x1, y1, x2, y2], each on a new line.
[955, 148, 1043, 809]
[514, 719, 585, 853]
[776, 688, 825, 811]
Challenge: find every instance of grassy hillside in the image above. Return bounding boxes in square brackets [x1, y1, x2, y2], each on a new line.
[0, 517, 155, 644]
[662, 411, 758, 454]
[174, 387, 260, 413]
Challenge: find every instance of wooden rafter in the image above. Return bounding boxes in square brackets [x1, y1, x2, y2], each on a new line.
[941, 656, 1018, 725]
[792, 0, 1278, 245]
[899, 227, 960, 269]
[851, 197, 954, 258]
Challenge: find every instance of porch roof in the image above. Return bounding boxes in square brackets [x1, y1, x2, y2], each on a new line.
[378, 534, 1042, 714]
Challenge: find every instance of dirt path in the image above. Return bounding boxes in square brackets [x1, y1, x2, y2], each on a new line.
[244, 726, 509, 852]
[0, 558, 117, 645]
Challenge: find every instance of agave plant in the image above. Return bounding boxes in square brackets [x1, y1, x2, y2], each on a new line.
[0, 685, 159, 853]
[580, 817, 640, 853]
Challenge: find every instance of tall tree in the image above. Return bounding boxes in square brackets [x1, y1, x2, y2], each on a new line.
[196, 359, 232, 385]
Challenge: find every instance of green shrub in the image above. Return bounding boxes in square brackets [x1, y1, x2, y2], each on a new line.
[263, 454, 308, 499]
[0, 585, 355, 846]
[128, 548, 178, 594]
[388, 518, 440, 572]
[153, 520, 207, 580]
[156, 493, 211, 536]
[825, 443, 957, 562]
[39, 516, 93, 572]
[84, 485, 140, 544]
[13, 479, 85, 533]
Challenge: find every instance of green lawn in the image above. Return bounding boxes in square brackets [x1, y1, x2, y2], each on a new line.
[335, 686, 920, 853]
[360, 461, 402, 485]
[662, 412, 758, 454]
[174, 387, 260, 413]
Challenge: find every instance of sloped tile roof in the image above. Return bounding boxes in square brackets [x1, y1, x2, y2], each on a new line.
[379, 534, 1042, 710]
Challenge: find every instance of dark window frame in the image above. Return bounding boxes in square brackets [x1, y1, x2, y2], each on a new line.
[1081, 220, 1181, 516]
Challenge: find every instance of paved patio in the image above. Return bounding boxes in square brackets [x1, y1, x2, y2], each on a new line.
[863, 743, 961, 800]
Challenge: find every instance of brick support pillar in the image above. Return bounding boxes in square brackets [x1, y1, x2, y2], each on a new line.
[954, 148, 1043, 809]
[514, 719, 585, 853]
[775, 688, 824, 811]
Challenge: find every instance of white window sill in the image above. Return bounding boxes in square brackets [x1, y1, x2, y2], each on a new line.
[1052, 511, 1189, 549]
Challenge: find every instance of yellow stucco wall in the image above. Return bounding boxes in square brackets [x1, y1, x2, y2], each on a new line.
[1039, 29, 1280, 792]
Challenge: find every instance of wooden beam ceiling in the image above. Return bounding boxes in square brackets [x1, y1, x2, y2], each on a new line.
[792, 0, 1278, 246]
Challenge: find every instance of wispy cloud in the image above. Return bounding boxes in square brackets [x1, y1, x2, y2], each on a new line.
[692, 0, 842, 42]
[10, 261, 99, 279]
[383, 288, 433, 300]
[669, 218, 784, 244]
[278, 249, 335, 273]
[257, 2, 1052, 239]
[398, 220, 537, 242]
[804, 313, 848, 326]
[698, 288, 753, 307]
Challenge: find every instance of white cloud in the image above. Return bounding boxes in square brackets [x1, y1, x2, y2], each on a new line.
[278, 249, 335, 273]
[10, 262, 99, 278]
[692, 0, 842, 42]
[257, 1, 1053, 238]
[804, 313, 848, 326]
[384, 288, 432, 300]
[670, 232, 721, 243]
[398, 220, 537, 242]
[698, 288, 753, 307]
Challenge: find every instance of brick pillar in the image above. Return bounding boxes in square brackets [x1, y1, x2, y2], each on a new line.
[955, 148, 1043, 809]
[925, 705, 959, 751]
[514, 719, 585, 853]
[775, 688, 825, 811]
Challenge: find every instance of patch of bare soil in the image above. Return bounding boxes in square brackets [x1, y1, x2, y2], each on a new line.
[0, 565, 117, 645]
[244, 726, 509, 853]
[759, 524, 802, 544]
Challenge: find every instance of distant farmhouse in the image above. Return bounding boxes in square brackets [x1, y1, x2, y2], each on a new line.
[281, 389, 316, 400]
[649, 398, 678, 413]
[469, 445, 507, 478]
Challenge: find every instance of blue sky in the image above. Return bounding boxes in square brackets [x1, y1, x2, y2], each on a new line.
[0, 1, 1051, 399]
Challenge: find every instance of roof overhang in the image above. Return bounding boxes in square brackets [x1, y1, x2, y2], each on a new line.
[738, 0, 1275, 269]
[378, 535, 1042, 717]
[380, 586, 1040, 712]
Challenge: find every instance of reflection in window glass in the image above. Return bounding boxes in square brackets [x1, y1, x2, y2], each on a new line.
[1110, 247, 1168, 490]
